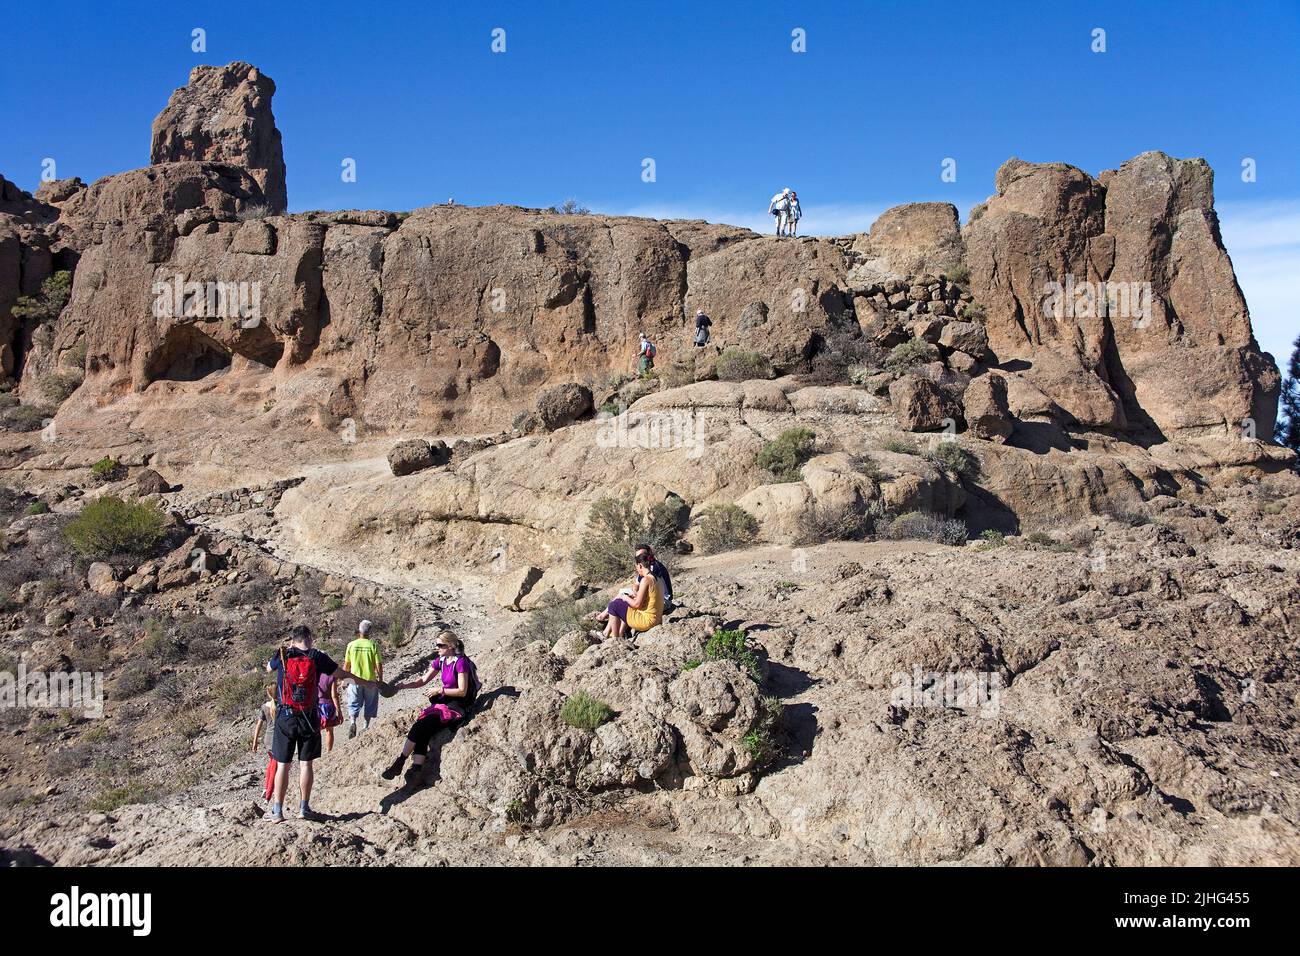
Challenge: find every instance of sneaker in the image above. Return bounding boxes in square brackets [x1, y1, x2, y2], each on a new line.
[264, 806, 284, 824]
[346, 720, 357, 740]
[380, 759, 405, 780]
[296, 806, 320, 821]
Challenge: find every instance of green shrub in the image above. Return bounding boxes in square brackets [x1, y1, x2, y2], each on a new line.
[23, 500, 50, 516]
[885, 338, 939, 374]
[943, 263, 971, 285]
[323, 595, 344, 612]
[1021, 531, 1073, 552]
[883, 437, 919, 455]
[716, 348, 774, 382]
[959, 302, 987, 322]
[63, 496, 167, 559]
[10, 271, 71, 325]
[851, 455, 883, 480]
[87, 782, 156, 813]
[923, 442, 979, 479]
[560, 691, 613, 731]
[808, 501, 873, 542]
[138, 617, 183, 663]
[573, 493, 681, 584]
[212, 672, 267, 716]
[519, 593, 606, 647]
[112, 659, 157, 698]
[705, 628, 761, 679]
[1, 403, 51, 433]
[756, 426, 816, 482]
[694, 504, 759, 555]
[978, 529, 1006, 548]
[744, 696, 783, 765]
[90, 456, 125, 484]
[387, 599, 414, 648]
[680, 658, 702, 673]
[879, 511, 968, 546]
[42, 372, 82, 405]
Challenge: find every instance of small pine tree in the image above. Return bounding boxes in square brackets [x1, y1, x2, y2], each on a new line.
[1275, 334, 1300, 469]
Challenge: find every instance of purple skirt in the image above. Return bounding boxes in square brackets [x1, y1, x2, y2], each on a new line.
[606, 598, 630, 622]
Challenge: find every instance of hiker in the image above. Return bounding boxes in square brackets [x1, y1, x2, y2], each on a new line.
[768, 188, 791, 236]
[600, 553, 664, 639]
[638, 332, 656, 375]
[343, 619, 383, 738]
[319, 667, 342, 753]
[263, 624, 380, 823]
[634, 543, 674, 612]
[251, 687, 279, 800]
[380, 631, 480, 786]
[787, 190, 803, 237]
[693, 309, 712, 347]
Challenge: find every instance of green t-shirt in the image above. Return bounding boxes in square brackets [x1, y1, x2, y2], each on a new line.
[344, 637, 382, 682]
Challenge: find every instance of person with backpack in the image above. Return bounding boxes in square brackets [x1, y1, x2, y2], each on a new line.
[343, 619, 383, 739]
[693, 310, 712, 347]
[634, 543, 674, 612]
[768, 188, 791, 236]
[264, 624, 380, 823]
[379, 631, 481, 787]
[638, 332, 656, 375]
[598, 552, 664, 640]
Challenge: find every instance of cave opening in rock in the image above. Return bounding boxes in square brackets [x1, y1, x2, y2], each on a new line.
[146, 324, 234, 383]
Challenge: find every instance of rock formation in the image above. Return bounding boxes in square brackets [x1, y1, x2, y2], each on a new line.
[150, 62, 287, 213]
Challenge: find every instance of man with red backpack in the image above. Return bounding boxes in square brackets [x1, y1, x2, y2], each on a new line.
[264, 624, 380, 823]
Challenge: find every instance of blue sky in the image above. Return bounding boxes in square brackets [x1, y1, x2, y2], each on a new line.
[2, 0, 1296, 363]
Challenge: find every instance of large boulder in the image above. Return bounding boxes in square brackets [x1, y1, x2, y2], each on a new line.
[150, 62, 288, 213]
[388, 439, 434, 477]
[889, 373, 960, 432]
[849, 203, 964, 286]
[962, 374, 1013, 443]
[533, 383, 593, 431]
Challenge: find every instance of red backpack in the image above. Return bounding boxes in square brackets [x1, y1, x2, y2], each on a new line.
[279, 648, 319, 714]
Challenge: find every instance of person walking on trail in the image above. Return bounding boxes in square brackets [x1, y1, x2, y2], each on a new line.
[264, 624, 380, 823]
[380, 631, 481, 788]
[319, 668, 342, 753]
[768, 187, 792, 236]
[343, 619, 383, 739]
[786, 190, 803, 237]
[693, 309, 712, 347]
[638, 331, 657, 375]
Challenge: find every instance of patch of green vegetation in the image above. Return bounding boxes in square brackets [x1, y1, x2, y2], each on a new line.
[884, 338, 939, 374]
[90, 456, 125, 484]
[519, 593, 606, 648]
[680, 658, 702, 673]
[978, 529, 1006, 549]
[112, 659, 158, 698]
[883, 437, 919, 455]
[756, 426, 817, 482]
[560, 691, 613, 731]
[879, 511, 968, 546]
[922, 441, 979, 479]
[87, 782, 156, 813]
[715, 347, 774, 382]
[1, 402, 52, 433]
[63, 495, 167, 559]
[573, 493, 681, 584]
[693, 503, 759, 555]
[943, 263, 971, 285]
[23, 500, 50, 516]
[10, 271, 71, 325]
[212, 672, 267, 716]
[705, 628, 761, 679]
[743, 696, 783, 766]
[1021, 531, 1074, 552]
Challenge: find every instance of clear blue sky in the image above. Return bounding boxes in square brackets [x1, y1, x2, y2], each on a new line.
[2, 0, 1296, 361]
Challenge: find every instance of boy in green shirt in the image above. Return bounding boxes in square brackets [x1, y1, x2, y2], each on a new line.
[343, 620, 384, 738]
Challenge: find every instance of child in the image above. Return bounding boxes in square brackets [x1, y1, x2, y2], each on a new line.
[319, 668, 342, 752]
[251, 688, 277, 801]
[343, 619, 384, 738]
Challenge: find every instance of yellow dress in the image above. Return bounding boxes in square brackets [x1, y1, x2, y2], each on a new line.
[625, 575, 663, 633]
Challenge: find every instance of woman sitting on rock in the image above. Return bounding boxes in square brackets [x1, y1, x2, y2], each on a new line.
[380, 631, 475, 785]
[599, 553, 664, 639]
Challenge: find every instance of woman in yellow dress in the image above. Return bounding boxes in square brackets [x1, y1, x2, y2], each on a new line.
[601, 554, 663, 639]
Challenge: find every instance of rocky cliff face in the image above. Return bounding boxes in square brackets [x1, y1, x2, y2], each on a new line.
[0, 62, 1289, 511]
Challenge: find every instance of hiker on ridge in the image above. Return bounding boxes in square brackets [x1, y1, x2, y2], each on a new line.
[379, 631, 481, 787]
[768, 188, 791, 236]
[786, 190, 803, 237]
[264, 624, 380, 823]
[638, 331, 657, 375]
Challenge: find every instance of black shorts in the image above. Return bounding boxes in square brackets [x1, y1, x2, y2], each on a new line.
[271, 708, 322, 763]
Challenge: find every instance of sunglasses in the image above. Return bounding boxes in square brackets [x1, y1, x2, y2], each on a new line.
[436, 644, 451, 649]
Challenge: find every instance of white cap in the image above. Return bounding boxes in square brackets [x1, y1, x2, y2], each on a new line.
[358, 620, 372, 635]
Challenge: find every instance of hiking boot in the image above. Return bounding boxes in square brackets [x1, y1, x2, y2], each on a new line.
[346, 720, 357, 740]
[403, 766, 426, 790]
[264, 806, 284, 824]
[380, 758, 405, 780]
